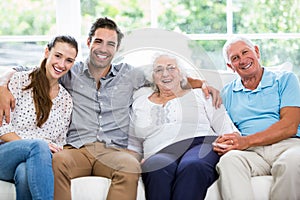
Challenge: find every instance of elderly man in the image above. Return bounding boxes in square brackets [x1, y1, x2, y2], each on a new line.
[213, 36, 300, 200]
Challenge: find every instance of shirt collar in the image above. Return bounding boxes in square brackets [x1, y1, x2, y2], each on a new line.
[232, 67, 274, 92]
[109, 62, 122, 77]
[81, 59, 91, 77]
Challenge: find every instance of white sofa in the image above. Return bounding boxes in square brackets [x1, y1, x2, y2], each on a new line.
[0, 63, 292, 200]
[0, 175, 272, 200]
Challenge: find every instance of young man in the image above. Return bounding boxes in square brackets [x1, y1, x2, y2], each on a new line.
[0, 17, 220, 200]
[213, 36, 300, 200]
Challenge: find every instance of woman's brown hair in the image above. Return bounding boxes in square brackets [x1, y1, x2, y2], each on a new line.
[23, 35, 78, 127]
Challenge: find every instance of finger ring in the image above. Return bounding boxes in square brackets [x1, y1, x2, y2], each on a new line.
[230, 140, 234, 144]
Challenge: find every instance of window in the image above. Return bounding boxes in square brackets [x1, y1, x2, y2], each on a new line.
[0, 0, 56, 66]
[0, 0, 299, 78]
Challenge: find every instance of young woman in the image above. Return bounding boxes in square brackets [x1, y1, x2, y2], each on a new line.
[0, 35, 78, 200]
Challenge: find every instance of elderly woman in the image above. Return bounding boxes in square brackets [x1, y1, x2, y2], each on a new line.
[128, 53, 239, 200]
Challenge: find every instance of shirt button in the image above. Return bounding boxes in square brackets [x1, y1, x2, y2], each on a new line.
[99, 115, 102, 119]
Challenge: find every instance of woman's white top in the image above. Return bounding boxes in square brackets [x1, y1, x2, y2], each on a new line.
[0, 70, 73, 146]
[128, 89, 238, 160]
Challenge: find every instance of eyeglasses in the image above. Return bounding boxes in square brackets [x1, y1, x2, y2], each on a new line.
[153, 65, 177, 74]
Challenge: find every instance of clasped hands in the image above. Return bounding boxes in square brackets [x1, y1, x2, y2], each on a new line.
[213, 132, 248, 155]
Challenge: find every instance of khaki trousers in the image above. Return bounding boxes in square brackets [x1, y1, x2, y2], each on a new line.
[216, 138, 300, 200]
[52, 142, 141, 200]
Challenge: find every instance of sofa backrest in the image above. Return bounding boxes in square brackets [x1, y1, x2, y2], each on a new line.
[198, 62, 293, 91]
[133, 62, 293, 99]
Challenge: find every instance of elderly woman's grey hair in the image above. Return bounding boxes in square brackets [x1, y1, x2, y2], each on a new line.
[222, 36, 256, 64]
[143, 52, 189, 92]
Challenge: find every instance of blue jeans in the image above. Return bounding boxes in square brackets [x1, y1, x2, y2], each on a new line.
[142, 136, 220, 200]
[0, 139, 54, 200]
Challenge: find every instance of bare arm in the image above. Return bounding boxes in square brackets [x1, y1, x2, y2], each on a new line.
[0, 132, 62, 153]
[214, 106, 300, 155]
[187, 77, 222, 108]
[0, 132, 21, 142]
[0, 67, 17, 125]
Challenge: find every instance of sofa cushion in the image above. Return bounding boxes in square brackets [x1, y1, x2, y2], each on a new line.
[0, 175, 272, 200]
[0, 181, 15, 200]
[71, 177, 145, 200]
[205, 176, 272, 200]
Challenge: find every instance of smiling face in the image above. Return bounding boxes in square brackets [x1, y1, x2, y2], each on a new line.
[45, 42, 77, 82]
[226, 41, 262, 79]
[87, 28, 118, 70]
[152, 55, 183, 92]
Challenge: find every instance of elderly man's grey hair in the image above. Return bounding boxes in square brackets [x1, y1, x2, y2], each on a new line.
[143, 52, 189, 92]
[222, 36, 256, 64]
